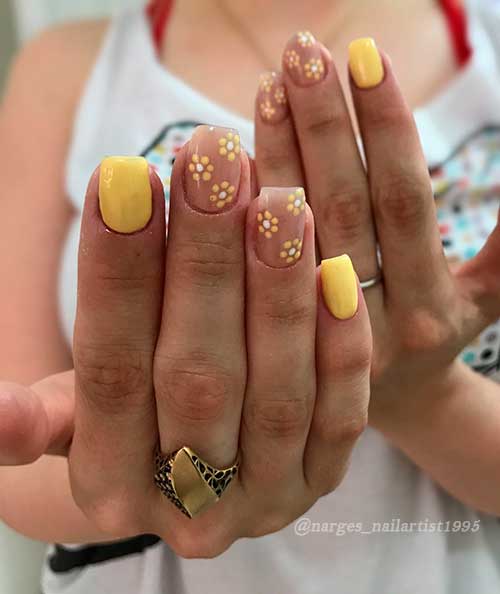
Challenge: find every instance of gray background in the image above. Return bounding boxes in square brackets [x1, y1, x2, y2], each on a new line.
[0, 1, 17, 95]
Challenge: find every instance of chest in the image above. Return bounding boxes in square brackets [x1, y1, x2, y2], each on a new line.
[160, 2, 459, 120]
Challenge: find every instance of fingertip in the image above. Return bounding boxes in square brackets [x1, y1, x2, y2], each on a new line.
[0, 383, 49, 465]
[318, 255, 361, 321]
[348, 37, 386, 91]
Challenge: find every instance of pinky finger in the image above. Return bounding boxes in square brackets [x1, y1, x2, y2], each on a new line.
[304, 255, 372, 495]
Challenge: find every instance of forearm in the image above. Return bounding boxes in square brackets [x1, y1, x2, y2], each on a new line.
[371, 361, 500, 515]
[0, 455, 114, 544]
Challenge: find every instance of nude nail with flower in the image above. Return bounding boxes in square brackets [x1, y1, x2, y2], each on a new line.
[283, 30, 326, 87]
[257, 71, 289, 124]
[255, 187, 306, 268]
[185, 125, 242, 213]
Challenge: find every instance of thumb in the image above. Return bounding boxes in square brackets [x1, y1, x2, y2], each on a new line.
[0, 370, 75, 465]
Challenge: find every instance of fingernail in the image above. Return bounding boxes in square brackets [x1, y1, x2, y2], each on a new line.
[321, 255, 359, 320]
[99, 157, 152, 233]
[185, 125, 242, 213]
[283, 31, 326, 87]
[255, 187, 306, 268]
[257, 71, 289, 124]
[348, 38, 384, 89]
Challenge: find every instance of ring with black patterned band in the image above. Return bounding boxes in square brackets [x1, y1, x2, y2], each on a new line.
[154, 446, 239, 518]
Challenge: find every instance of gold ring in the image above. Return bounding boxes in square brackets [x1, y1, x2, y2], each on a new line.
[154, 446, 239, 518]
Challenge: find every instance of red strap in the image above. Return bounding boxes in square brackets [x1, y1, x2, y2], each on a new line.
[439, 0, 472, 66]
[146, 0, 471, 66]
[146, 0, 174, 53]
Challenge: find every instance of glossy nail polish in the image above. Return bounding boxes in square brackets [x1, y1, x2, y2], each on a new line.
[283, 30, 326, 87]
[257, 71, 289, 124]
[255, 187, 306, 268]
[99, 156, 152, 233]
[321, 254, 359, 319]
[348, 38, 384, 89]
[185, 125, 242, 213]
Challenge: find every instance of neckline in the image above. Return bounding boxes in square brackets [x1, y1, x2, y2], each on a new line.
[135, 3, 500, 166]
[140, 12, 253, 137]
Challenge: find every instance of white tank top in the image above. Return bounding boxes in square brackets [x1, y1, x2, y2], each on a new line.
[45, 2, 500, 593]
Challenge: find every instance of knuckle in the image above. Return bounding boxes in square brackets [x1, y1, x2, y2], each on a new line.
[328, 343, 372, 378]
[176, 235, 241, 291]
[320, 186, 370, 242]
[313, 413, 367, 446]
[245, 392, 312, 440]
[302, 108, 351, 140]
[260, 288, 316, 330]
[155, 354, 235, 423]
[257, 144, 293, 176]
[373, 174, 431, 233]
[73, 491, 142, 538]
[74, 344, 152, 411]
[86, 499, 142, 538]
[398, 309, 456, 354]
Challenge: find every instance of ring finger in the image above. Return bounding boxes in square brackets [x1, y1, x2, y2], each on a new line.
[240, 186, 317, 525]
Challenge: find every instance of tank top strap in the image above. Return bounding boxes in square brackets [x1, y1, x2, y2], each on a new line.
[439, 0, 472, 66]
[146, 0, 174, 53]
[146, 0, 472, 67]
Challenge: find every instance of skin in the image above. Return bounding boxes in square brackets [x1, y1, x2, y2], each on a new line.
[255, 43, 500, 514]
[2, 0, 498, 553]
[2, 144, 372, 556]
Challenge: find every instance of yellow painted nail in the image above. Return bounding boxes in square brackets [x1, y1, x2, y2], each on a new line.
[321, 254, 358, 320]
[348, 37, 384, 89]
[99, 156, 152, 233]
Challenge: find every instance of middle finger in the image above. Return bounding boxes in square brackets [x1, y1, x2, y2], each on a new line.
[154, 125, 250, 470]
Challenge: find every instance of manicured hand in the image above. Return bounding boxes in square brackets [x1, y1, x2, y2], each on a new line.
[0, 125, 372, 556]
[255, 34, 500, 416]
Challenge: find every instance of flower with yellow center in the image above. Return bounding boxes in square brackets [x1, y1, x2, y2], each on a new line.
[304, 58, 325, 80]
[209, 181, 235, 208]
[188, 154, 214, 181]
[297, 31, 315, 47]
[260, 100, 276, 121]
[257, 210, 279, 238]
[280, 238, 303, 263]
[259, 73, 273, 93]
[218, 132, 241, 162]
[285, 49, 300, 69]
[274, 86, 286, 105]
[287, 188, 306, 216]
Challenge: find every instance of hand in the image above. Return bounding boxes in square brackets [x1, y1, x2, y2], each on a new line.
[1, 125, 371, 555]
[254, 34, 500, 420]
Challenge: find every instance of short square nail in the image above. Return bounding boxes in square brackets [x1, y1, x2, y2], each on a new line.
[99, 156, 152, 233]
[257, 71, 289, 124]
[348, 38, 384, 89]
[283, 31, 326, 87]
[320, 255, 359, 319]
[255, 187, 306, 268]
[185, 125, 242, 213]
